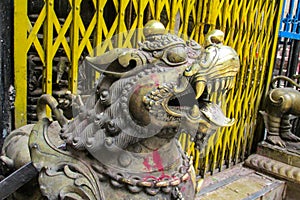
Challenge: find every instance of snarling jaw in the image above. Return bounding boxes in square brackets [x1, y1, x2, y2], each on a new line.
[78, 28, 240, 152]
[142, 43, 240, 149]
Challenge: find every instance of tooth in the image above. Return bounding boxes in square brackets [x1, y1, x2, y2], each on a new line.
[221, 78, 226, 90]
[214, 80, 220, 92]
[149, 100, 155, 106]
[153, 96, 160, 101]
[225, 77, 230, 89]
[207, 83, 212, 94]
[195, 81, 206, 99]
[228, 78, 234, 89]
[190, 105, 200, 118]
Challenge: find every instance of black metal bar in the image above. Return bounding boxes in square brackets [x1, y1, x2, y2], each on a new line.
[277, 38, 289, 87]
[0, 162, 38, 200]
[289, 39, 300, 78]
[286, 39, 296, 81]
[0, 0, 13, 152]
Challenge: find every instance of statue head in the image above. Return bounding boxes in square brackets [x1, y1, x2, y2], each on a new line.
[75, 22, 240, 152]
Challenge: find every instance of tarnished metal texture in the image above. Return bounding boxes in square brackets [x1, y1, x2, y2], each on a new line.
[14, 0, 283, 177]
[4, 22, 239, 199]
[260, 76, 300, 148]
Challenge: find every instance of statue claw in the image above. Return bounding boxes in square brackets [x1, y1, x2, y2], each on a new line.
[267, 135, 286, 148]
[281, 131, 300, 142]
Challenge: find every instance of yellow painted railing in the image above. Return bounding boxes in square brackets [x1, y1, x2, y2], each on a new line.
[14, 0, 283, 176]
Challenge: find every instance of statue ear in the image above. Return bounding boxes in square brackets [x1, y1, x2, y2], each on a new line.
[85, 48, 148, 78]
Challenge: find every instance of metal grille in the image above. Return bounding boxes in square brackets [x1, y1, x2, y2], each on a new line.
[273, 0, 300, 138]
[279, 0, 300, 40]
[14, 0, 283, 176]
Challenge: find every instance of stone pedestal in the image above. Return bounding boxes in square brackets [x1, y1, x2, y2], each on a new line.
[196, 164, 286, 200]
[245, 142, 300, 199]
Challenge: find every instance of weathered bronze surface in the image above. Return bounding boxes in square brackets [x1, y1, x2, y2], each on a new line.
[1, 21, 240, 199]
[261, 76, 300, 148]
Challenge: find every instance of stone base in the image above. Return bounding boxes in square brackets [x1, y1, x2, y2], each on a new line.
[257, 142, 300, 168]
[245, 142, 300, 199]
[196, 164, 286, 200]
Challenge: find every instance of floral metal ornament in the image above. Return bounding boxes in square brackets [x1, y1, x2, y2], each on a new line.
[1, 20, 240, 199]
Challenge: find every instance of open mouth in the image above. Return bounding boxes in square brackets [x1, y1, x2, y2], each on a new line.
[143, 75, 235, 127]
[166, 84, 207, 120]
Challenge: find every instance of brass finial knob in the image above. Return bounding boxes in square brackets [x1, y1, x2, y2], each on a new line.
[143, 20, 166, 37]
[204, 29, 224, 47]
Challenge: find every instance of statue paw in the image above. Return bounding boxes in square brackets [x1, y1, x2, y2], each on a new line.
[281, 131, 300, 142]
[267, 135, 286, 148]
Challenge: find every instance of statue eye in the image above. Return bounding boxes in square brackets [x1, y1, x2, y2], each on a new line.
[166, 47, 187, 64]
[185, 67, 191, 72]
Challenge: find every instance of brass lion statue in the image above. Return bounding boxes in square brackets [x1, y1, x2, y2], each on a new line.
[1, 21, 240, 199]
[261, 76, 300, 148]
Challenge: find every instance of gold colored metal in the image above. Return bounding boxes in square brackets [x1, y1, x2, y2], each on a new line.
[261, 76, 300, 148]
[13, 0, 283, 177]
[36, 94, 68, 126]
[143, 20, 166, 37]
[5, 24, 239, 199]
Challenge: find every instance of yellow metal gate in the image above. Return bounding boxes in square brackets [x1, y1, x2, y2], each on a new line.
[14, 0, 283, 176]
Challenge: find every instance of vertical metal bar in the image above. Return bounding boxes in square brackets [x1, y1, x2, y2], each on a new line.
[118, 0, 125, 47]
[182, 0, 190, 40]
[14, 0, 28, 128]
[0, 0, 13, 150]
[70, 0, 80, 94]
[95, 0, 106, 46]
[155, 0, 161, 20]
[44, 0, 53, 96]
[94, 0, 105, 80]
[137, 0, 146, 42]
[169, 0, 177, 32]
[292, 0, 300, 33]
[288, 40, 300, 83]
[286, 39, 295, 79]
[263, 0, 284, 85]
[42, 0, 54, 117]
[286, 0, 296, 32]
[193, 0, 202, 43]
[279, 0, 287, 32]
[278, 38, 289, 77]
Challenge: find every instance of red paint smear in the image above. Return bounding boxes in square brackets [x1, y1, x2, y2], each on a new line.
[153, 150, 164, 172]
[150, 74, 160, 87]
[158, 174, 171, 180]
[143, 175, 159, 181]
[142, 150, 171, 181]
[134, 84, 142, 95]
[143, 157, 151, 171]
[181, 186, 186, 192]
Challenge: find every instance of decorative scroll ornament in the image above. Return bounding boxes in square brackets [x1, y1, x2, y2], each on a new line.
[1, 20, 240, 200]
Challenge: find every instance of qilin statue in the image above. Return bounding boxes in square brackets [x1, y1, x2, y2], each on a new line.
[1, 20, 240, 199]
[261, 75, 300, 148]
